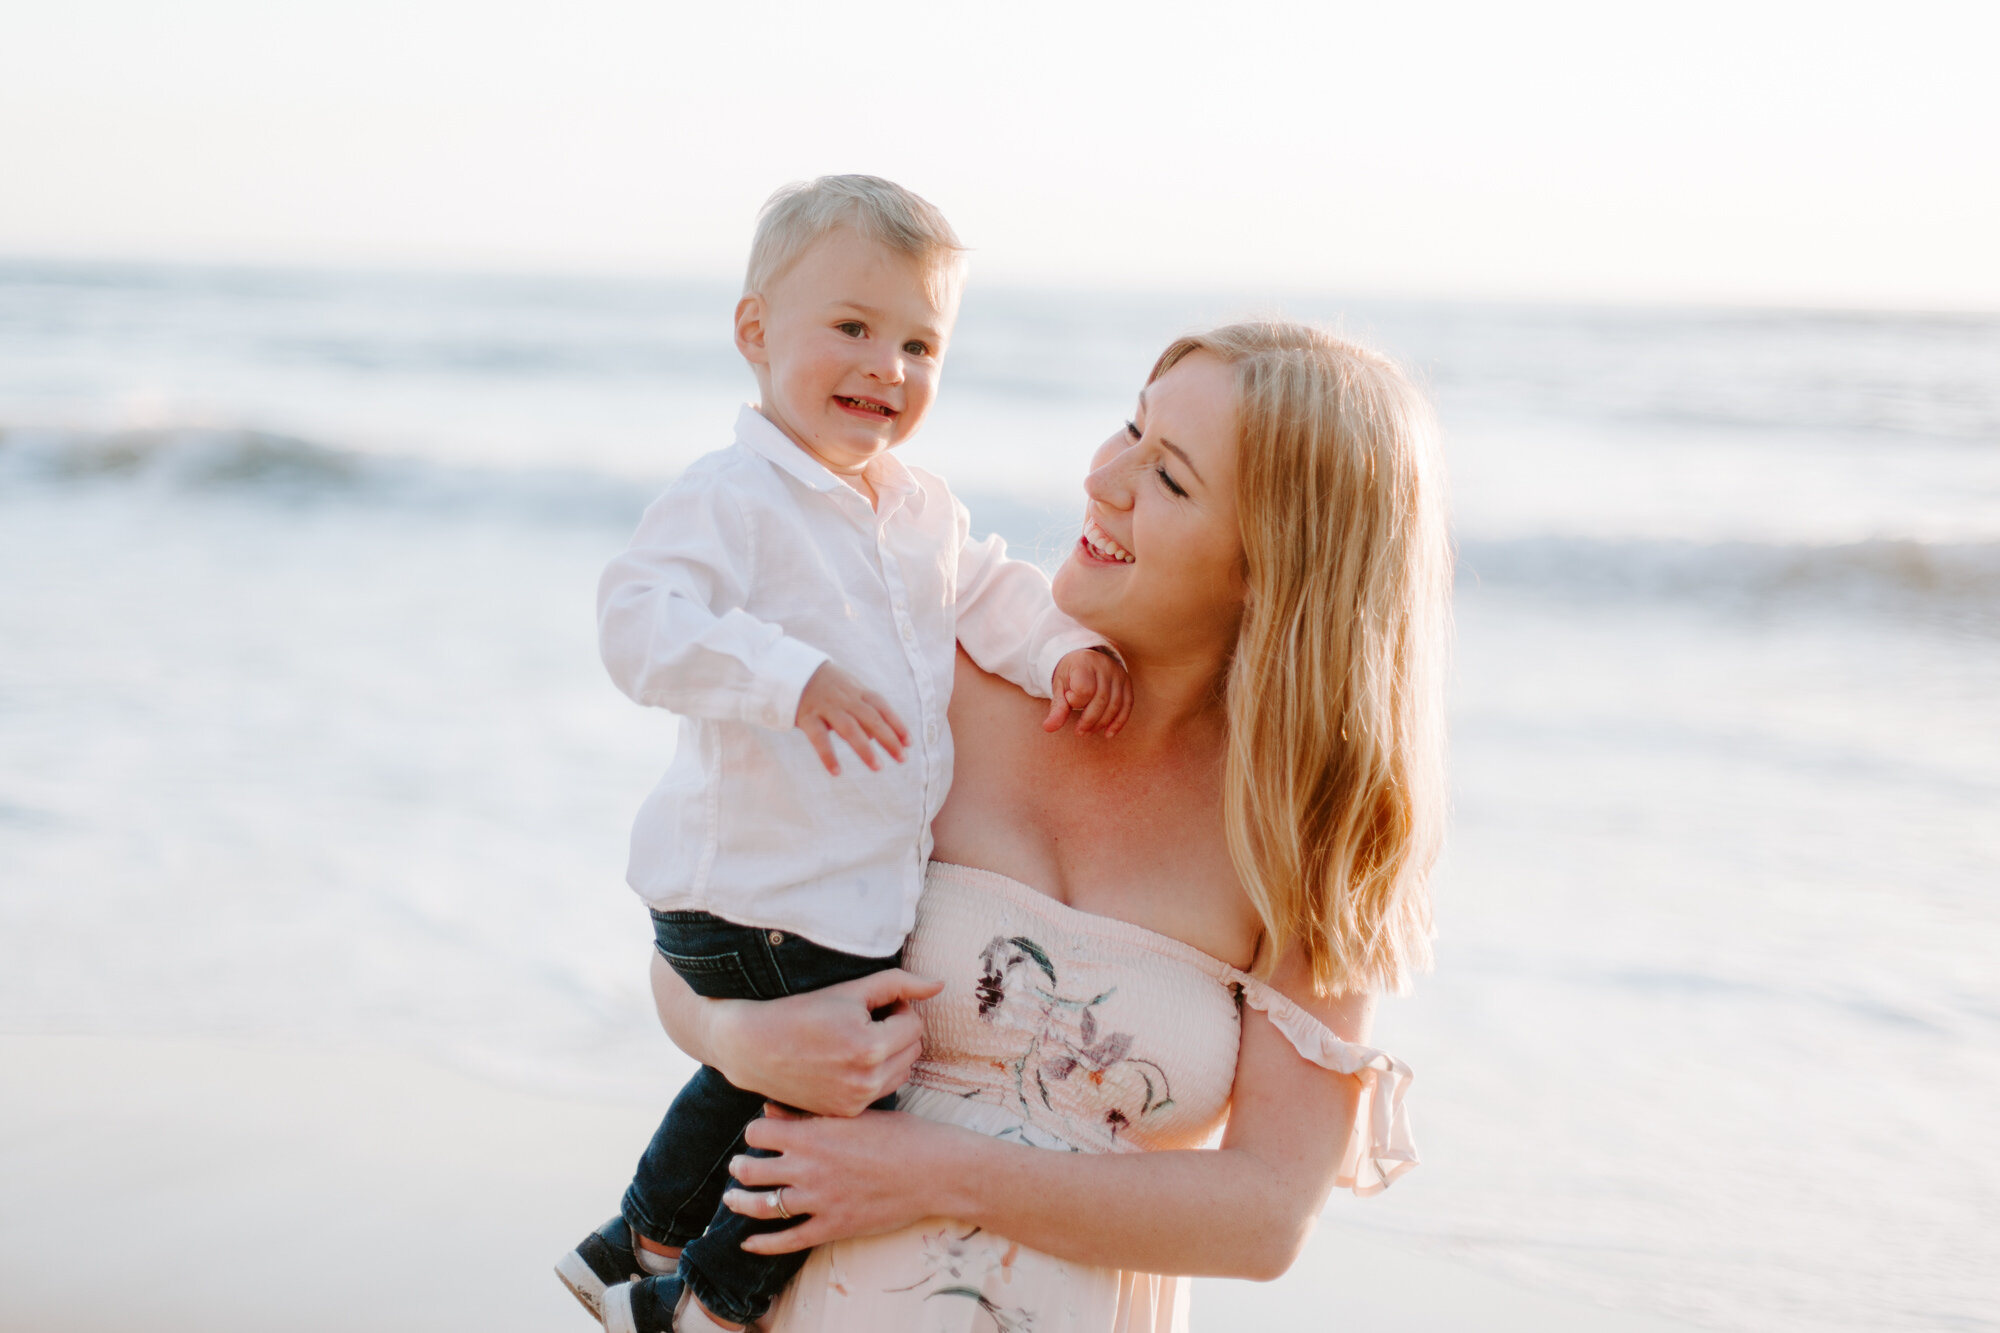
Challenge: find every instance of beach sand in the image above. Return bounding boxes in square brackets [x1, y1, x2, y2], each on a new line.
[0, 1034, 1701, 1332]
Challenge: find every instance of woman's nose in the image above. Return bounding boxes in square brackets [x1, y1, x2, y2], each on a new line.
[1085, 451, 1135, 510]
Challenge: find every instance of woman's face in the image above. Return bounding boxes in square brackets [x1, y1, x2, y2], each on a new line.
[1053, 351, 1246, 665]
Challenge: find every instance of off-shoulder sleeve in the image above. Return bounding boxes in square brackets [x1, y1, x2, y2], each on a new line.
[1233, 976, 1420, 1196]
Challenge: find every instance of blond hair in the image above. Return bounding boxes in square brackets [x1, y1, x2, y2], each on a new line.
[1152, 322, 1450, 997]
[745, 175, 966, 305]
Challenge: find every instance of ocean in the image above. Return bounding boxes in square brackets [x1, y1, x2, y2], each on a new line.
[1, 259, 1994, 1331]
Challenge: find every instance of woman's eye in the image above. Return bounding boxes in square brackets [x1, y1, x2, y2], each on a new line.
[837, 321, 865, 337]
[1124, 420, 1141, 441]
[1156, 466, 1188, 498]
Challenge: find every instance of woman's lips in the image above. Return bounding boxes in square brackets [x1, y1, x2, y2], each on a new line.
[1081, 516, 1134, 563]
[1075, 535, 1128, 567]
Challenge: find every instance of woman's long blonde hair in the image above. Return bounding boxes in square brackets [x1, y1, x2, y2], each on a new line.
[1153, 322, 1450, 997]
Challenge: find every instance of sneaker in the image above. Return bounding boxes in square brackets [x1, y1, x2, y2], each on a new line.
[603, 1274, 680, 1333]
[604, 1276, 753, 1333]
[556, 1216, 652, 1322]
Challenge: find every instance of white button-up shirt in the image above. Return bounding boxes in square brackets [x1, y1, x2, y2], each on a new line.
[599, 405, 1100, 957]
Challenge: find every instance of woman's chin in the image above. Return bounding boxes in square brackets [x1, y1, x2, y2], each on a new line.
[1050, 559, 1098, 624]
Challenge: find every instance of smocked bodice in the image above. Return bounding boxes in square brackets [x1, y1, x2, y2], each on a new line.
[902, 862, 1418, 1192]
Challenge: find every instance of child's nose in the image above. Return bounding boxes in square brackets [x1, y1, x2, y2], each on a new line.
[866, 344, 905, 382]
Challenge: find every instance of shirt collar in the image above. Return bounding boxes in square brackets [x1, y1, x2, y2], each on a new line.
[734, 404, 917, 503]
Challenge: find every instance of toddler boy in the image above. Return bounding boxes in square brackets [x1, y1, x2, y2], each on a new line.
[556, 176, 1129, 1333]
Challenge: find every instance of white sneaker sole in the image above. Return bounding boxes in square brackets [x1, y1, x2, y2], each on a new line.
[601, 1280, 639, 1333]
[555, 1250, 609, 1324]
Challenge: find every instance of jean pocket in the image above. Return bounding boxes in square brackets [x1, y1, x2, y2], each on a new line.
[659, 947, 768, 1000]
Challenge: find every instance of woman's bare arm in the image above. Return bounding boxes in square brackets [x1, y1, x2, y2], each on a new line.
[648, 952, 940, 1117]
[724, 954, 1376, 1280]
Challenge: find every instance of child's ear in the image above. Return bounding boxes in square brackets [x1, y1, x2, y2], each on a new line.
[734, 294, 769, 365]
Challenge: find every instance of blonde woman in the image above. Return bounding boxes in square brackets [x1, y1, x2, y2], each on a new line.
[636, 322, 1450, 1332]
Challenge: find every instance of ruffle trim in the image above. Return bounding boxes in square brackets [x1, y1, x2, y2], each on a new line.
[1232, 978, 1420, 1196]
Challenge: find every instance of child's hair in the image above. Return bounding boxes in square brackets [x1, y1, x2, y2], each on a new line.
[745, 175, 967, 305]
[1150, 322, 1451, 997]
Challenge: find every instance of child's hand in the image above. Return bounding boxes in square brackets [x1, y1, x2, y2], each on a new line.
[795, 662, 910, 775]
[1043, 647, 1132, 737]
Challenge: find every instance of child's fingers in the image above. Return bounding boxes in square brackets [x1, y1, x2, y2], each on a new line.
[801, 718, 841, 775]
[1063, 670, 1099, 733]
[862, 692, 911, 747]
[1107, 680, 1134, 736]
[855, 702, 906, 763]
[1041, 689, 1072, 733]
[1075, 681, 1113, 734]
[829, 712, 881, 771]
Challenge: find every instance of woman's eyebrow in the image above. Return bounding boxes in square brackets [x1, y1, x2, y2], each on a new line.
[1159, 438, 1203, 485]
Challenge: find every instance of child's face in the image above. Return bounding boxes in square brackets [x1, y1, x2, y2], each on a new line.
[736, 228, 957, 480]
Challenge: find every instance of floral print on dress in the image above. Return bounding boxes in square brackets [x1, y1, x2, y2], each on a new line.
[885, 1225, 1037, 1332]
[973, 935, 1175, 1141]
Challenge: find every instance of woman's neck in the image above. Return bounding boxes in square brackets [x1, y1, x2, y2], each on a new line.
[1115, 649, 1230, 752]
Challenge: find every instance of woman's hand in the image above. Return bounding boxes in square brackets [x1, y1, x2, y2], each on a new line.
[721, 1105, 978, 1253]
[651, 954, 942, 1117]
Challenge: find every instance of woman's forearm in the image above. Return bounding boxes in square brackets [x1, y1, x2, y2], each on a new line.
[731, 972, 1370, 1278]
[650, 950, 723, 1062]
[919, 989, 1362, 1279]
[648, 952, 939, 1117]
[925, 1130, 1322, 1280]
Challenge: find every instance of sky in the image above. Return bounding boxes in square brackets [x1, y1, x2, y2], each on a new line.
[1, 0, 1995, 307]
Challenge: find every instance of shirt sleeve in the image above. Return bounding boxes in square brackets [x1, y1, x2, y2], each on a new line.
[951, 499, 1106, 699]
[597, 473, 829, 729]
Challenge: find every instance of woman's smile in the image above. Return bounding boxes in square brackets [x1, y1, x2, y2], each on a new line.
[1079, 515, 1134, 564]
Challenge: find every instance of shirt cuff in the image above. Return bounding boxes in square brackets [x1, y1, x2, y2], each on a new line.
[1032, 629, 1111, 700]
[745, 635, 830, 730]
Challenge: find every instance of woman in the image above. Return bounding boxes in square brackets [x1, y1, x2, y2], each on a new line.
[646, 321, 1448, 1331]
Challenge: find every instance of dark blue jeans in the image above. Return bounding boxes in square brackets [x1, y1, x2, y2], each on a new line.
[622, 910, 901, 1326]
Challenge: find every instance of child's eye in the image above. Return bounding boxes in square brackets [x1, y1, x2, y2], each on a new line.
[903, 339, 930, 357]
[1156, 466, 1188, 498]
[836, 321, 865, 337]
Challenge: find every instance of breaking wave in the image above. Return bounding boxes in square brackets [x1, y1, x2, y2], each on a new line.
[1461, 533, 2000, 625]
[0, 423, 655, 525]
[8, 423, 1998, 625]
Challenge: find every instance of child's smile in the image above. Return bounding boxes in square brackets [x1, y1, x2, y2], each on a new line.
[835, 393, 897, 420]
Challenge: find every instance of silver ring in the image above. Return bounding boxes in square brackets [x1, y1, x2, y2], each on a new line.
[771, 1187, 792, 1220]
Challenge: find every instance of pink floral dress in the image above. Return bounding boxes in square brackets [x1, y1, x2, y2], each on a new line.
[762, 863, 1418, 1333]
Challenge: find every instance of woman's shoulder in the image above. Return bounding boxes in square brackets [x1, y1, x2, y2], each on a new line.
[949, 647, 1050, 741]
[942, 649, 1057, 825]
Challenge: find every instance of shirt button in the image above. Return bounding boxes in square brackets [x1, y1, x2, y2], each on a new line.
[926, 721, 939, 743]
[901, 622, 916, 642]
[767, 930, 784, 945]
